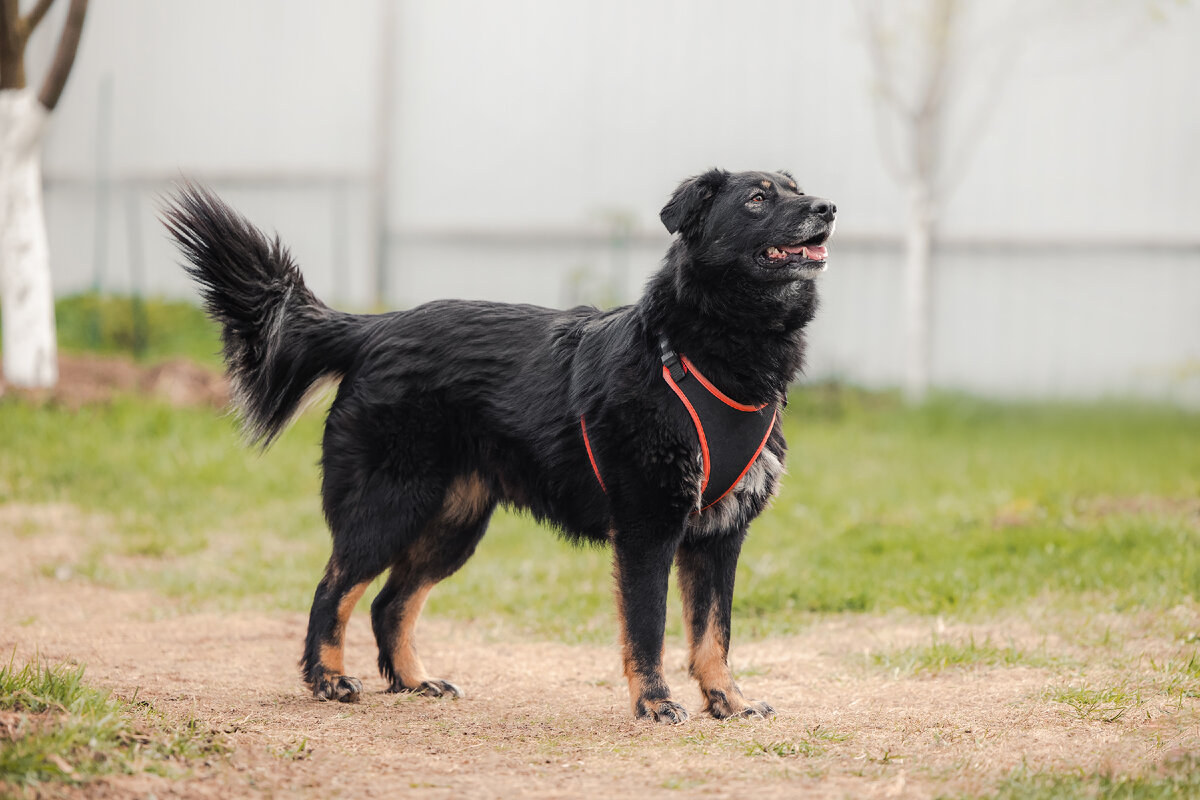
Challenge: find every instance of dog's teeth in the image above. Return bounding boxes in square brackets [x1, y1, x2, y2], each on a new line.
[766, 246, 783, 259]
[800, 247, 808, 259]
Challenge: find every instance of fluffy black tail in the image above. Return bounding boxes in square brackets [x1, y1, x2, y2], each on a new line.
[162, 183, 365, 447]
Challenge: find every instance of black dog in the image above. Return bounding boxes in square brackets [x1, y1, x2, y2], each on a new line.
[163, 169, 835, 723]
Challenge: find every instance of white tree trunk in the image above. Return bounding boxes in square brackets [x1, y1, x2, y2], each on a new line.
[0, 88, 57, 388]
[903, 183, 933, 404]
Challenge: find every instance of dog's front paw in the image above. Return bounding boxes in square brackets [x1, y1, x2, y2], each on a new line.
[705, 689, 775, 720]
[387, 678, 463, 699]
[636, 697, 690, 725]
[313, 674, 363, 703]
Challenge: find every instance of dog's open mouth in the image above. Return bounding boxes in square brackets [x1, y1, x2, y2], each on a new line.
[756, 238, 830, 274]
[764, 244, 827, 263]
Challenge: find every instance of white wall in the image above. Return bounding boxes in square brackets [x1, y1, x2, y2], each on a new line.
[21, 0, 1200, 403]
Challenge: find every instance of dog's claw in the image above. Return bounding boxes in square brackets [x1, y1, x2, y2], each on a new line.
[417, 679, 463, 699]
[388, 678, 463, 699]
[732, 701, 776, 720]
[315, 675, 363, 703]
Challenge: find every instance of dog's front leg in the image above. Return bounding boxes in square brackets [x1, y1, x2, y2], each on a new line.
[613, 532, 689, 724]
[676, 530, 775, 720]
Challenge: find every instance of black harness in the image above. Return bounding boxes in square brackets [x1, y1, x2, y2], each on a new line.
[581, 337, 778, 511]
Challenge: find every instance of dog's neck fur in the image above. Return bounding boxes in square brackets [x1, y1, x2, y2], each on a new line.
[637, 240, 817, 406]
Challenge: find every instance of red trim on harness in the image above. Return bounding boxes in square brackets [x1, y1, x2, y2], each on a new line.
[699, 407, 777, 511]
[580, 415, 607, 493]
[662, 365, 711, 492]
[680, 355, 767, 412]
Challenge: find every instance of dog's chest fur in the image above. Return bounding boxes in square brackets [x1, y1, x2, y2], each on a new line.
[686, 438, 785, 537]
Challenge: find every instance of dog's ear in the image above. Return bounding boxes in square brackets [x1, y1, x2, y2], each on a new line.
[660, 168, 728, 236]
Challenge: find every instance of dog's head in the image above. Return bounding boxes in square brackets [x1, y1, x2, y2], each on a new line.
[660, 169, 836, 282]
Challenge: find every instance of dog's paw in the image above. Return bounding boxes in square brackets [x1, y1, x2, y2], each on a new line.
[636, 697, 690, 725]
[705, 689, 775, 720]
[388, 678, 464, 699]
[313, 674, 363, 703]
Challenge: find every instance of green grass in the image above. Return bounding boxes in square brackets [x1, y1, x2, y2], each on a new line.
[0, 656, 225, 790]
[1, 325, 1199, 638]
[954, 760, 1200, 799]
[744, 725, 852, 758]
[1149, 652, 1200, 699]
[734, 389, 1200, 630]
[0, 396, 330, 613]
[52, 292, 223, 367]
[1046, 683, 1144, 723]
[871, 634, 1058, 676]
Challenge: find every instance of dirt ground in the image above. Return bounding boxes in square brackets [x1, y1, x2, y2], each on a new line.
[2, 509, 1198, 800]
[3, 360, 1197, 797]
[0, 354, 229, 410]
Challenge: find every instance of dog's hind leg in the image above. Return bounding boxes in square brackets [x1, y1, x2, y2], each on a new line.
[300, 563, 375, 702]
[301, 445, 448, 701]
[676, 530, 775, 720]
[371, 473, 495, 697]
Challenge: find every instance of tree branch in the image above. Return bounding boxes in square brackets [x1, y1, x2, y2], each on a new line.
[37, 0, 86, 110]
[859, 0, 914, 118]
[0, 0, 27, 89]
[937, 40, 1017, 200]
[910, 0, 958, 193]
[22, 0, 55, 36]
[856, 0, 914, 184]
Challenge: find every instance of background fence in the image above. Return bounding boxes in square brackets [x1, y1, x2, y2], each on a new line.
[25, 0, 1200, 405]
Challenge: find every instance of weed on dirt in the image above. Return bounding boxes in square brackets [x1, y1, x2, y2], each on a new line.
[870, 633, 1061, 676]
[0, 656, 225, 792]
[963, 757, 1200, 799]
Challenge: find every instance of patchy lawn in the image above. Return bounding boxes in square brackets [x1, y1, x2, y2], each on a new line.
[1, 347, 1198, 797]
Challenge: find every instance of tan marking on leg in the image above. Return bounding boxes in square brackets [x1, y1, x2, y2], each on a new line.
[681, 580, 748, 717]
[686, 604, 773, 719]
[318, 580, 368, 676]
[689, 605, 735, 694]
[440, 473, 491, 528]
[678, 563, 729, 690]
[317, 643, 343, 676]
[678, 555, 772, 719]
[391, 582, 434, 687]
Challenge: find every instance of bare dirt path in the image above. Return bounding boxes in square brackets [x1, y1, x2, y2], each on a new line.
[2, 517, 1197, 799]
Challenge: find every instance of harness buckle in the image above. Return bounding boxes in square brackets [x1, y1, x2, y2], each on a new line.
[658, 335, 687, 382]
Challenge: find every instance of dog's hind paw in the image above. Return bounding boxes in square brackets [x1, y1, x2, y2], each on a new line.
[388, 678, 464, 699]
[636, 698, 690, 725]
[314, 675, 363, 703]
[704, 689, 775, 720]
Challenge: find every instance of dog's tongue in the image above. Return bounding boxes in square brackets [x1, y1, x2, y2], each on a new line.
[783, 244, 828, 261]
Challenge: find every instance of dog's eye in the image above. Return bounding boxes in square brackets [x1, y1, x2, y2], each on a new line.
[749, 193, 765, 203]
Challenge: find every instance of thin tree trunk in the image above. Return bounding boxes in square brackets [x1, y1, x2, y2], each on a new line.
[0, 87, 56, 388]
[903, 182, 933, 404]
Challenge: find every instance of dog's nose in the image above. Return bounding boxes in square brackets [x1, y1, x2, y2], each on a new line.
[811, 199, 836, 222]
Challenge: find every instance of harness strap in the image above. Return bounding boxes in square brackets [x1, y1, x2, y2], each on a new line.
[581, 339, 779, 510]
[579, 414, 606, 493]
